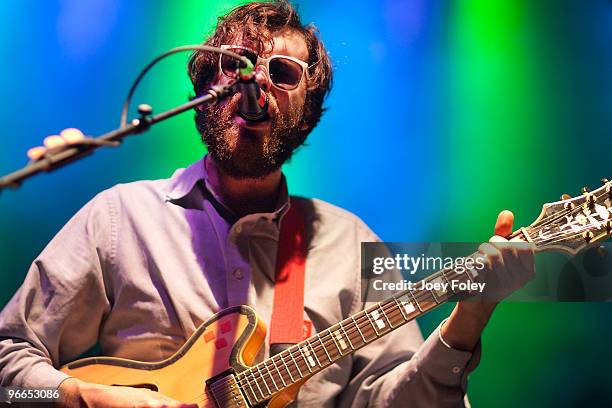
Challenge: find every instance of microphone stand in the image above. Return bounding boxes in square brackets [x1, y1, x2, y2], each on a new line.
[0, 82, 236, 193]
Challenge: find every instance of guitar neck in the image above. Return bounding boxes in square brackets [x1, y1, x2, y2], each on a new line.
[234, 232, 531, 406]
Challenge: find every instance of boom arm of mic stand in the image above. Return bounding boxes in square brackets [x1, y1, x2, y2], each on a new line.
[0, 83, 235, 193]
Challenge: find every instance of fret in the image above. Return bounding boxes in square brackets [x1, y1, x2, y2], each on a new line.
[356, 311, 378, 341]
[297, 345, 315, 373]
[256, 365, 272, 395]
[270, 357, 287, 387]
[427, 275, 448, 302]
[364, 309, 382, 336]
[413, 289, 438, 311]
[368, 307, 390, 334]
[306, 341, 323, 367]
[329, 328, 347, 355]
[335, 327, 350, 351]
[288, 349, 304, 378]
[392, 295, 409, 321]
[316, 334, 332, 362]
[407, 289, 423, 312]
[397, 292, 417, 316]
[279, 353, 296, 382]
[243, 373, 259, 403]
[339, 322, 356, 350]
[378, 303, 395, 329]
[321, 331, 341, 360]
[439, 269, 455, 293]
[252, 369, 266, 400]
[384, 299, 406, 328]
[263, 360, 279, 391]
[351, 316, 367, 343]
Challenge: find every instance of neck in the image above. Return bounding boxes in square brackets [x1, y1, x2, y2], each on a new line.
[205, 156, 282, 217]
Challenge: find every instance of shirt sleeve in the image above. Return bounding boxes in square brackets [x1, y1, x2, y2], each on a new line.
[0, 190, 114, 388]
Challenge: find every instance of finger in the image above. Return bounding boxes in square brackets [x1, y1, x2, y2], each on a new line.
[500, 245, 524, 290]
[479, 243, 510, 298]
[478, 243, 506, 279]
[488, 237, 523, 285]
[490, 235, 508, 244]
[60, 127, 86, 144]
[510, 239, 536, 280]
[43, 135, 66, 149]
[494, 210, 514, 237]
[27, 146, 47, 160]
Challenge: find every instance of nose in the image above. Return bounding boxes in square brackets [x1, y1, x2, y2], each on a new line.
[254, 65, 271, 92]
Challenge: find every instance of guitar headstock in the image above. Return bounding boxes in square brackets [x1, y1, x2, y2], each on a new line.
[524, 179, 612, 256]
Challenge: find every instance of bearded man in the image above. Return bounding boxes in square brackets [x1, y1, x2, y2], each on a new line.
[0, 1, 533, 407]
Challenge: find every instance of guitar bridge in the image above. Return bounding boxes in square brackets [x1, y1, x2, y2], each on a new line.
[207, 372, 250, 408]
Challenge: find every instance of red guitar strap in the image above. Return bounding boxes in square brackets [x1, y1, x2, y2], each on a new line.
[269, 198, 307, 347]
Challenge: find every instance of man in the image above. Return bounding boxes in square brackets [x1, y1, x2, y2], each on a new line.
[0, 1, 533, 407]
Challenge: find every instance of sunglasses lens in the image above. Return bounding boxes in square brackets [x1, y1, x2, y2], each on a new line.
[220, 48, 257, 77]
[269, 57, 303, 90]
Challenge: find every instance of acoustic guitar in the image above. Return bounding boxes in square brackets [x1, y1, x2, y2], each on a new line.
[60, 182, 612, 407]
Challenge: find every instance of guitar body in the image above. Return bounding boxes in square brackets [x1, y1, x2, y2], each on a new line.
[60, 306, 303, 407]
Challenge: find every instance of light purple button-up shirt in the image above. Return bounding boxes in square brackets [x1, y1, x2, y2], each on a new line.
[0, 157, 479, 407]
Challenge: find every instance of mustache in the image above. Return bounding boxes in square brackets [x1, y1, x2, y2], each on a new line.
[218, 89, 279, 119]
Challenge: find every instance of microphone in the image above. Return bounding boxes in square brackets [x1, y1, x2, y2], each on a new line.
[236, 76, 269, 122]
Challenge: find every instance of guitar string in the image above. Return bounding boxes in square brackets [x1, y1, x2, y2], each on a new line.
[533, 195, 612, 246]
[233, 267, 471, 399]
[191, 221, 589, 405]
[519, 195, 611, 249]
[184, 284, 449, 405]
[185, 293, 428, 405]
[186, 193, 612, 404]
[206, 210, 602, 402]
[530, 205, 612, 247]
[74, 198, 609, 406]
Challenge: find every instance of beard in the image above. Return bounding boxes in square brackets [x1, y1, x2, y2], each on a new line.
[195, 91, 305, 179]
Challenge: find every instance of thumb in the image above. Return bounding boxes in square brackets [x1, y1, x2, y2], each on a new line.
[494, 210, 514, 237]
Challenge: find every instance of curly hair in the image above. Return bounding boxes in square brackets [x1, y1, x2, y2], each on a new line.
[188, 0, 333, 143]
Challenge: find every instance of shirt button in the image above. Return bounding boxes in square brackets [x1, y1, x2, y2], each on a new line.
[452, 366, 462, 374]
[233, 268, 244, 280]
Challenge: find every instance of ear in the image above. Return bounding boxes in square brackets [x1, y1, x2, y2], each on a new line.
[300, 121, 310, 131]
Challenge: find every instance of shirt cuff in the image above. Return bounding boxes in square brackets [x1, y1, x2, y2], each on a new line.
[415, 317, 482, 391]
[22, 361, 71, 389]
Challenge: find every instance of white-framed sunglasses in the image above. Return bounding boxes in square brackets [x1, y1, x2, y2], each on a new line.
[219, 44, 310, 91]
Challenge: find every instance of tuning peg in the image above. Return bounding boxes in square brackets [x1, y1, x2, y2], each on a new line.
[604, 178, 612, 195]
[587, 194, 596, 206]
[581, 187, 595, 207]
[583, 230, 595, 243]
[561, 193, 571, 200]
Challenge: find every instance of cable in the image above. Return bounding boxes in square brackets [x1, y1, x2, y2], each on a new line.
[119, 45, 253, 128]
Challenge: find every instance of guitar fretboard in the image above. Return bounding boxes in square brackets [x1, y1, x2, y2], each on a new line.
[235, 255, 485, 406]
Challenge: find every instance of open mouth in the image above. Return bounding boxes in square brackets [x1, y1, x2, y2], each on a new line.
[235, 113, 271, 129]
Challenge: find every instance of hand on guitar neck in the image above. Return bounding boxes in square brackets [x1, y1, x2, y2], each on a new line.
[440, 210, 536, 351]
[58, 377, 198, 408]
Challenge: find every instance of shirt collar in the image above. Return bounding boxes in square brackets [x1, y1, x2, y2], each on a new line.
[165, 155, 291, 224]
[165, 157, 207, 202]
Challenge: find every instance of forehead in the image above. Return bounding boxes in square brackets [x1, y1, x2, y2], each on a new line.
[262, 30, 309, 62]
